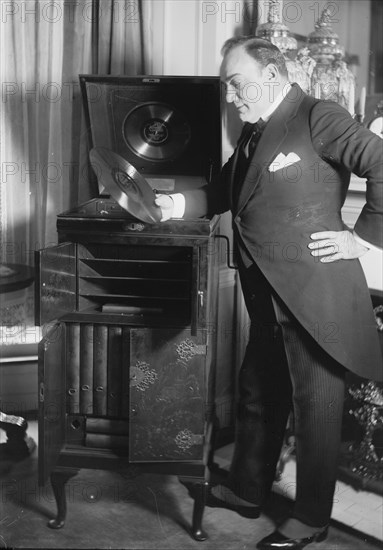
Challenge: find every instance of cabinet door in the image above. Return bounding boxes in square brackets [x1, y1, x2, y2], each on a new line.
[35, 242, 77, 325]
[38, 323, 66, 484]
[129, 328, 207, 462]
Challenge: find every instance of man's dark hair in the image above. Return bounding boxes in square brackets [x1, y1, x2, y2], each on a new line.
[222, 36, 288, 78]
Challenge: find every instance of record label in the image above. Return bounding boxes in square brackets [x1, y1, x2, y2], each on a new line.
[122, 102, 191, 162]
[143, 119, 169, 145]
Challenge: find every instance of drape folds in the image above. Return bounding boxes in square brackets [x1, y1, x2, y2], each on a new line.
[1, 0, 148, 263]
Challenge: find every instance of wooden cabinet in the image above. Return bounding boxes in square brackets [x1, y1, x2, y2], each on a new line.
[35, 210, 221, 539]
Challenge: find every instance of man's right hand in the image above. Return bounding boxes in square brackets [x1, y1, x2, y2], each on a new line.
[154, 194, 174, 221]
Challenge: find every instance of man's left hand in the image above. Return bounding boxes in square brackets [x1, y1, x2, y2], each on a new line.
[309, 230, 369, 262]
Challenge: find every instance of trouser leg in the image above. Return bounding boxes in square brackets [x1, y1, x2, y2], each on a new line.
[272, 294, 346, 526]
[227, 322, 292, 506]
[231, 261, 346, 521]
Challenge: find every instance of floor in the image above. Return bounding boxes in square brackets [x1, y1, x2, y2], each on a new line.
[217, 444, 383, 543]
[0, 421, 381, 550]
[274, 455, 383, 541]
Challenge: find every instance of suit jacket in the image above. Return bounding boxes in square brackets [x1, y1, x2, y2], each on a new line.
[183, 84, 383, 381]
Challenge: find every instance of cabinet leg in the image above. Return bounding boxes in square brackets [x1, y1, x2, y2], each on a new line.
[48, 469, 79, 529]
[190, 481, 209, 541]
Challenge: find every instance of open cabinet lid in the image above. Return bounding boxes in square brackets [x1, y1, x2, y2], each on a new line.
[79, 75, 222, 196]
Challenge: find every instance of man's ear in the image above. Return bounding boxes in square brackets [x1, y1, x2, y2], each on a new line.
[264, 63, 279, 81]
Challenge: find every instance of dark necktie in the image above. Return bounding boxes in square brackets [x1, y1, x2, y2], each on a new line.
[233, 118, 266, 206]
[244, 118, 266, 158]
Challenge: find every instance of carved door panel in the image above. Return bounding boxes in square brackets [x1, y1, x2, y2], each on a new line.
[129, 328, 207, 462]
[38, 322, 66, 484]
[35, 242, 77, 325]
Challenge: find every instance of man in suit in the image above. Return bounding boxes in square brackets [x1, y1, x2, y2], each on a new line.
[155, 37, 383, 549]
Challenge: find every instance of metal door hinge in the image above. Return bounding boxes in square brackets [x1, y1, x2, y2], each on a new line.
[39, 382, 44, 403]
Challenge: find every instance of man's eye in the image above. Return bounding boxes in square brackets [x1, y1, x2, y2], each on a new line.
[231, 81, 242, 90]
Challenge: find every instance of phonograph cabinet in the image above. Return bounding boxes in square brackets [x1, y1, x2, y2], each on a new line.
[35, 76, 223, 540]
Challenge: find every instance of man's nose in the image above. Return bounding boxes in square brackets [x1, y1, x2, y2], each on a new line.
[226, 89, 237, 103]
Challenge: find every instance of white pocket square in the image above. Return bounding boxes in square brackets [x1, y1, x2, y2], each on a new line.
[268, 152, 301, 172]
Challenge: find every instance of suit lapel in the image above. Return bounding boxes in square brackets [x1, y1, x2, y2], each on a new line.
[235, 84, 305, 216]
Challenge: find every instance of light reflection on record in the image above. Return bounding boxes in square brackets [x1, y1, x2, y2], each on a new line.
[122, 102, 191, 161]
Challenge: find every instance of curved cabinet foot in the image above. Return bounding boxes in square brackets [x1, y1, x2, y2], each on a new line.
[48, 468, 79, 529]
[190, 481, 209, 541]
[48, 517, 65, 530]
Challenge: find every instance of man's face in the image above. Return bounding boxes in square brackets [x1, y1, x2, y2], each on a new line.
[221, 46, 277, 123]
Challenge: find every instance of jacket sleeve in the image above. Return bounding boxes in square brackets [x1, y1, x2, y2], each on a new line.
[182, 151, 236, 218]
[310, 100, 383, 249]
[183, 123, 252, 218]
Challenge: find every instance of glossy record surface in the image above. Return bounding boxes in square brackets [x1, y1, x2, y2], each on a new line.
[89, 147, 162, 223]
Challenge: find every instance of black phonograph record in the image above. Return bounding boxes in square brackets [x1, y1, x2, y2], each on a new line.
[89, 147, 162, 223]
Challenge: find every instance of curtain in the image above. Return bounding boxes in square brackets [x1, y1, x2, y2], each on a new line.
[1, 0, 148, 264]
[0, 0, 148, 341]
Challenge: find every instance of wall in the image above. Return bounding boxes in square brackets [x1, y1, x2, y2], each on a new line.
[284, 0, 371, 99]
[343, 177, 383, 293]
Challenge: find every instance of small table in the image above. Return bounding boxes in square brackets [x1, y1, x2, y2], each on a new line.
[0, 263, 36, 458]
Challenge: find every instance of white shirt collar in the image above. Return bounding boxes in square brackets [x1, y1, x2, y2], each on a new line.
[260, 83, 292, 122]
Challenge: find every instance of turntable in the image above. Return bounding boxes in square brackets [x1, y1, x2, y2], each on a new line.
[57, 75, 222, 237]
